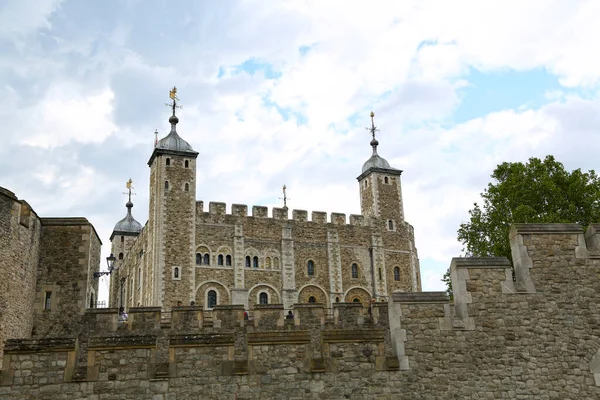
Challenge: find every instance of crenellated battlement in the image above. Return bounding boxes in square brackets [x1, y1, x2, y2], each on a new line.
[196, 201, 370, 226]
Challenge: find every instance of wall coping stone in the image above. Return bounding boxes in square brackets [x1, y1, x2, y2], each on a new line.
[510, 223, 583, 235]
[392, 292, 449, 304]
[451, 257, 511, 268]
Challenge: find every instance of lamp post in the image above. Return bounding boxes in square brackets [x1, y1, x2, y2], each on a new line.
[93, 253, 117, 278]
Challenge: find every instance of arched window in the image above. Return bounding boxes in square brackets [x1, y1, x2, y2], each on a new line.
[308, 296, 316, 303]
[120, 236, 124, 243]
[353, 298, 360, 303]
[379, 268, 382, 280]
[207, 290, 217, 308]
[273, 257, 280, 269]
[218, 254, 224, 265]
[165, 181, 169, 190]
[245, 256, 251, 267]
[203, 254, 210, 265]
[226, 255, 232, 266]
[90, 293, 95, 309]
[384, 176, 389, 184]
[388, 220, 394, 230]
[166, 158, 170, 166]
[307, 260, 315, 276]
[253, 256, 259, 268]
[174, 267, 179, 278]
[335, 297, 340, 303]
[394, 267, 400, 281]
[185, 183, 189, 192]
[351, 263, 358, 278]
[119, 252, 124, 260]
[196, 253, 201, 265]
[265, 257, 272, 269]
[184, 160, 189, 168]
[259, 292, 268, 305]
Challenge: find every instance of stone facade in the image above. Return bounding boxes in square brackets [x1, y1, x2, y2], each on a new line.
[109, 113, 421, 312]
[2, 223, 600, 398]
[0, 187, 101, 368]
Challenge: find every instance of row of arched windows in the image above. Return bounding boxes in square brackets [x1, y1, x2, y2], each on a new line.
[165, 158, 190, 168]
[164, 181, 190, 192]
[304, 260, 401, 281]
[245, 255, 280, 269]
[196, 253, 232, 266]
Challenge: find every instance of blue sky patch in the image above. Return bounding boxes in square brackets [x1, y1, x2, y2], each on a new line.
[452, 68, 562, 124]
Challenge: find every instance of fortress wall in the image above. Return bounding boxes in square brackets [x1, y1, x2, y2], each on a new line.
[0, 190, 41, 369]
[3, 221, 600, 400]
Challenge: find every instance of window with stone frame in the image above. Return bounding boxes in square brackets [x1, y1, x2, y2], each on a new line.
[44, 292, 52, 310]
[307, 260, 315, 276]
[207, 290, 217, 308]
[174, 267, 179, 278]
[184, 160, 189, 168]
[164, 181, 169, 190]
[265, 257, 272, 269]
[384, 176, 389, 184]
[119, 252, 124, 260]
[388, 219, 394, 230]
[308, 296, 316, 303]
[185, 183, 189, 192]
[196, 253, 201, 265]
[259, 292, 268, 305]
[226, 255, 232, 266]
[166, 158, 170, 166]
[245, 256, 251, 267]
[202, 253, 210, 265]
[351, 263, 359, 279]
[394, 267, 400, 281]
[253, 256, 259, 268]
[217, 254, 224, 265]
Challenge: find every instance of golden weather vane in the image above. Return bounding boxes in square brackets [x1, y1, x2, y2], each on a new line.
[124, 179, 136, 202]
[165, 86, 182, 116]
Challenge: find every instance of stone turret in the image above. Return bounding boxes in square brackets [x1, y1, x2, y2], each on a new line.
[147, 94, 199, 308]
[108, 185, 142, 308]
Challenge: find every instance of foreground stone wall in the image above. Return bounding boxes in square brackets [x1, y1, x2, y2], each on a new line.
[3, 223, 600, 399]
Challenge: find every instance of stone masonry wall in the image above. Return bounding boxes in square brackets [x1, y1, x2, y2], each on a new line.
[0, 188, 41, 369]
[4, 223, 600, 399]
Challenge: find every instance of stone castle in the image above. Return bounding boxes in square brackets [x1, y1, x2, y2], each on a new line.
[1, 99, 600, 398]
[107, 108, 420, 312]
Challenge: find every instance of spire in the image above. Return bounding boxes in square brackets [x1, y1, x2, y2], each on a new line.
[151, 86, 196, 155]
[167, 86, 181, 129]
[111, 179, 142, 239]
[367, 111, 380, 157]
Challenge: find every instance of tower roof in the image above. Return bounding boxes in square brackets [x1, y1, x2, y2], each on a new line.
[148, 87, 199, 166]
[357, 112, 402, 180]
[110, 180, 142, 240]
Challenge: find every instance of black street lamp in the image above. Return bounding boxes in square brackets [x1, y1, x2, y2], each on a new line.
[93, 253, 117, 278]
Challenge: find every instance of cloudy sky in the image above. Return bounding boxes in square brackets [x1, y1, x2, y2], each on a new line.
[2, 0, 599, 299]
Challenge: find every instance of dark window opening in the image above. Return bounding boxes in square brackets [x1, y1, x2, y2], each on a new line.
[388, 220, 394, 230]
[174, 267, 179, 278]
[353, 298, 360, 303]
[118, 252, 124, 260]
[196, 253, 201, 265]
[308, 296, 316, 303]
[379, 268, 382, 281]
[384, 176, 389, 184]
[335, 297, 340, 302]
[44, 292, 52, 310]
[218, 254, 224, 266]
[185, 183, 189, 192]
[121, 236, 124, 243]
[166, 158, 170, 166]
[253, 256, 259, 268]
[165, 181, 169, 190]
[226, 255, 232, 266]
[90, 293, 95, 309]
[184, 160, 189, 168]
[207, 290, 217, 308]
[351, 263, 358, 279]
[203, 254, 210, 265]
[259, 292, 268, 305]
[307, 260, 315, 276]
[394, 267, 400, 281]
[245, 256, 251, 267]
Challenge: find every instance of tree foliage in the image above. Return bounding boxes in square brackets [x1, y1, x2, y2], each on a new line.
[445, 156, 600, 293]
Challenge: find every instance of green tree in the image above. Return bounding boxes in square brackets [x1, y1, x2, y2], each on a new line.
[444, 155, 600, 293]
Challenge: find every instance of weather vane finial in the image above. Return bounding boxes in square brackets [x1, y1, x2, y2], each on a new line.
[166, 86, 182, 117]
[279, 184, 290, 209]
[124, 179, 136, 203]
[366, 111, 378, 141]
